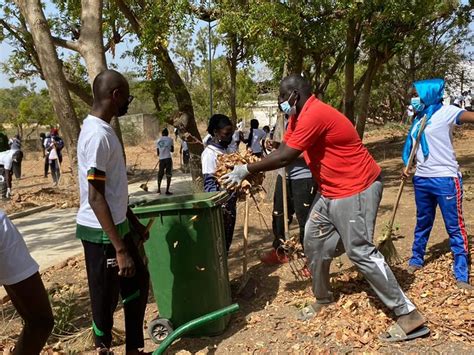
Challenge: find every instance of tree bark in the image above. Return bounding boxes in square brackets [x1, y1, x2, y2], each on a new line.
[15, 0, 81, 169]
[115, 0, 203, 182]
[356, 52, 380, 139]
[284, 41, 304, 75]
[226, 35, 238, 126]
[344, 18, 357, 124]
[78, 0, 125, 154]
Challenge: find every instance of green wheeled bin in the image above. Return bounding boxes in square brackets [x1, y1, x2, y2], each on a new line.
[131, 192, 232, 343]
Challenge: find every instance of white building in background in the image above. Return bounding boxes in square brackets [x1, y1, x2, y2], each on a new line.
[248, 99, 279, 128]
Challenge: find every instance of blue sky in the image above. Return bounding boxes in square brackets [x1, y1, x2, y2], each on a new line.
[0, 1, 472, 89]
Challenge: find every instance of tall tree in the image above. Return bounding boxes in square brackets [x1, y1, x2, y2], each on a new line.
[114, 0, 204, 180]
[14, 0, 81, 167]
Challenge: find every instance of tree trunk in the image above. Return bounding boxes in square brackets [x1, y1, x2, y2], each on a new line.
[356, 52, 380, 139]
[115, 0, 202, 182]
[344, 18, 357, 124]
[153, 44, 203, 181]
[284, 41, 304, 75]
[227, 36, 238, 126]
[15, 0, 81, 169]
[78, 0, 125, 156]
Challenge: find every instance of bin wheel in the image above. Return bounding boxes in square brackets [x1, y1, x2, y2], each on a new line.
[148, 317, 174, 344]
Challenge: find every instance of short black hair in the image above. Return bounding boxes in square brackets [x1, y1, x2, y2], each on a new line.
[207, 114, 232, 136]
[250, 119, 259, 129]
[162, 128, 169, 136]
[280, 74, 312, 96]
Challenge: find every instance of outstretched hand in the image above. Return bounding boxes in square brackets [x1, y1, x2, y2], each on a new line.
[221, 164, 250, 188]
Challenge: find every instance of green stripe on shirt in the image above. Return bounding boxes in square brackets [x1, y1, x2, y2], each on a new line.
[76, 220, 130, 244]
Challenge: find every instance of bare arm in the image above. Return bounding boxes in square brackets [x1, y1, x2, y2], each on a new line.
[247, 142, 302, 174]
[459, 111, 474, 124]
[88, 179, 135, 277]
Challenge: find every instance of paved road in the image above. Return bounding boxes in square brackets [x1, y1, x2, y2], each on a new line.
[1, 173, 193, 299]
[14, 172, 193, 270]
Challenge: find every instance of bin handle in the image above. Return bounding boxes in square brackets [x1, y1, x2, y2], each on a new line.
[153, 303, 240, 354]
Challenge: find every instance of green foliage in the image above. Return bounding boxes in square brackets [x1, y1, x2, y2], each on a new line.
[51, 290, 77, 336]
[17, 89, 55, 127]
[0, 86, 29, 124]
[120, 119, 144, 146]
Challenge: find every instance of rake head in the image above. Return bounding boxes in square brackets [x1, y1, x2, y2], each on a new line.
[139, 183, 148, 192]
[378, 235, 402, 265]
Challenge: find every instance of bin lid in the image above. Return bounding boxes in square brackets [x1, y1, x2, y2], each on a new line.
[131, 191, 229, 214]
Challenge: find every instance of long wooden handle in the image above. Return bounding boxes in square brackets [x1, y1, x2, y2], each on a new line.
[243, 194, 249, 277]
[385, 115, 427, 237]
[280, 114, 290, 239]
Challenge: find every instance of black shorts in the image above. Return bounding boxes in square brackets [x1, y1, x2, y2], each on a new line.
[158, 158, 173, 178]
[183, 150, 190, 165]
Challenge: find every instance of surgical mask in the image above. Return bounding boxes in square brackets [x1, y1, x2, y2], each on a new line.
[410, 97, 425, 113]
[280, 92, 297, 116]
[218, 136, 232, 148]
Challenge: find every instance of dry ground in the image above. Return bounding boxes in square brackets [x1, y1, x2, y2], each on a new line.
[0, 124, 473, 354]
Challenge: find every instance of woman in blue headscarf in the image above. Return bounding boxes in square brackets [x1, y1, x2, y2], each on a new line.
[402, 78, 474, 290]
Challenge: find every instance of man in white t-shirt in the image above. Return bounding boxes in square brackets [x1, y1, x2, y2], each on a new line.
[76, 69, 150, 353]
[403, 78, 474, 290]
[0, 211, 54, 353]
[0, 149, 15, 199]
[244, 119, 266, 157]
[156, 128, 174, 195]
[463, 90, 471, 111]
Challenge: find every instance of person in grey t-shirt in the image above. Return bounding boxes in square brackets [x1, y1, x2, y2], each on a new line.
[259, 135, 316, 274]
[156, 128, 174, 195]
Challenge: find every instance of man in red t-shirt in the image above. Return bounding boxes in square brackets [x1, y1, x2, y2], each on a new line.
[223, 74, 428, 341]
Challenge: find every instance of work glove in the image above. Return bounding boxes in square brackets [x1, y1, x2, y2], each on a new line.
[221, 164, 249, 188]
[6, 188, 11, 199]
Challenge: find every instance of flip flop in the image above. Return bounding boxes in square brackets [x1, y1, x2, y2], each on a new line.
[379, 323, 430, 342]
[297, 304, 317, 321]
[296, 302, 332, 321]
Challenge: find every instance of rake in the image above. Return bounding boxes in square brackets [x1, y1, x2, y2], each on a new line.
[378, 115, 427, 264]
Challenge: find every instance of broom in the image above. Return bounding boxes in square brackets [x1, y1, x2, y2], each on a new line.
[378, 114, 427, 264]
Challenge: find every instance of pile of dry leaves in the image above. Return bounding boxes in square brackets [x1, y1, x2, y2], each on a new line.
[214, 151, 265, 198]
[6, 187, 79, 213]
[279, 247, 473, 350]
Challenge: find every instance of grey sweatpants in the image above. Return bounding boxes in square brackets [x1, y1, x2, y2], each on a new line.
[304, 179, 415, 316]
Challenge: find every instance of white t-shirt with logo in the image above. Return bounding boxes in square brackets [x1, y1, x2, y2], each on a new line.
[201, 144, 233, 175]
[413, 105, 465, 178]
[156, 136, 174, 160]
[0, 150, 14, 170]
[0, 211, 39, 286]
[76, 115, 128, 228]
[250, 128, 266, 154]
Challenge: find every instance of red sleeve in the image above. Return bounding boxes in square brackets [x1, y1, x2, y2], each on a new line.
[285, 108, 325, 151]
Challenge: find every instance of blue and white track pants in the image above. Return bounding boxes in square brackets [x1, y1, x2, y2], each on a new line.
[409, 175, 469, 282]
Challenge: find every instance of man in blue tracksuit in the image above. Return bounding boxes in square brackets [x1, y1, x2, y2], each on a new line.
[403, 78, 474, 290]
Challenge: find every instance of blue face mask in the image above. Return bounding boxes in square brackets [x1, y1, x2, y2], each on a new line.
[280, 92, 297, 116]
[411, 97, 425, 113]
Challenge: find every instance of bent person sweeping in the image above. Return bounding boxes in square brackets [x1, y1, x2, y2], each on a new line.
[223, 74, 429, 342]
